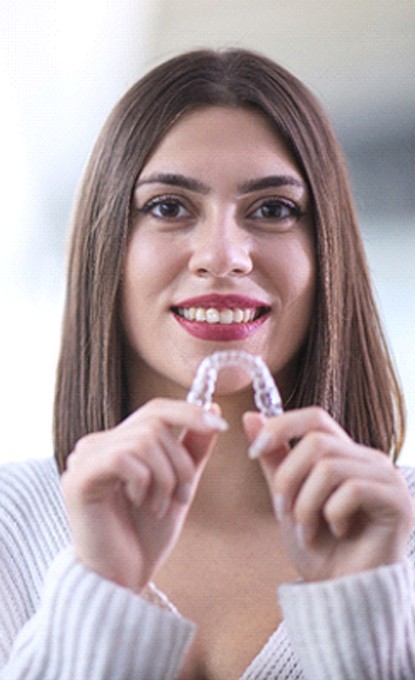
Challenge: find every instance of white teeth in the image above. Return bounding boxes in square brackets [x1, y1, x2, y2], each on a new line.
[178, 306, 259, 324]
[219, 309, 234, 324]
[206, 308, 220, 324]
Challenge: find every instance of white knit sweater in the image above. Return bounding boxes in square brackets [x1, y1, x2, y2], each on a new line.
[0, 457, 414, 679]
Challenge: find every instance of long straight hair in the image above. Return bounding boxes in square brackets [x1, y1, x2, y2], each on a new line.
[54, 48, 405, 471]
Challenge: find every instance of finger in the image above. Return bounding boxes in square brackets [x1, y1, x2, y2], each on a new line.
[121, 423, 198, 517]
[323, 477, 413, 539]
[124, 398, 228, 435]
[158, 431, 197, 504]
[177, 403, 225, 462]
[242, 411, 267, 444]
[292, 454, 396, 541]
[274, 435, 393, 517]
[246, 406, 349, 460]
[63, 444, 152, 505]
[180, 426, 219, 467]
[141, 442, 179, 518]
[242, 412, 290, 499]
[123, 458, 153, 507]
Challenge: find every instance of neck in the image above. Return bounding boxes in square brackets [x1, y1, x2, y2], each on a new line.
[125, 351, 292, 525]
[186, 394, 274, 527]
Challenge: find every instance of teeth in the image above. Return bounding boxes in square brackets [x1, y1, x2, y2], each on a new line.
[178, 306, 259, 324]
[206, 308, 220, 324]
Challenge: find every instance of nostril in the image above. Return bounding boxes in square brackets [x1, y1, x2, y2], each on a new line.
[190, 248, 253, 278]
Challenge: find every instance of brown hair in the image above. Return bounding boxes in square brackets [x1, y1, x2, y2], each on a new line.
[53, 48, 405, 471]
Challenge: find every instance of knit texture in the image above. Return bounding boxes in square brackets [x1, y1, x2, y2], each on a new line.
[0, 458, 414, 679]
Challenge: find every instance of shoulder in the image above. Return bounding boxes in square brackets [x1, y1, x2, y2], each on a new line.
[398, 464, 415, 495]
[398, 465, 415, 568]
[0, 457, 61, 512]
[0, 457, 69, 557]
[0, 458, 70, 639]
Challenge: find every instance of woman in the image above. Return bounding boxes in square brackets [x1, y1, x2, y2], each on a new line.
[0, 48, 414, 679]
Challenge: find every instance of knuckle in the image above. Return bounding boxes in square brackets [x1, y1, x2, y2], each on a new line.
[274, 467, 290, 493]
[135, 463, 151, 487]
[65, 451, 82, 474]
[111, 447, 132, 469]
[343, 477, 365, 501]
[143, 397, 169, 413]
[137, 422, 156, 444]
[377, 451, 395, 472]
[303, 430, 331, 454]
[72, 432, 99, 455]
[136, 421, 164, 449]
[293, 497, 310, 525]
[310, 406, 332, 426]
[159, 469, 176, 495]
[316, 457, 338, 479]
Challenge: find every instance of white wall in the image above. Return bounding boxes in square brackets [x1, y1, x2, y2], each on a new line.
[1, 0, 413, 465]
[0, 0, 158, 462]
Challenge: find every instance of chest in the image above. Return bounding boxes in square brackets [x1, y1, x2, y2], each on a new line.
[154, 522, 299, 679]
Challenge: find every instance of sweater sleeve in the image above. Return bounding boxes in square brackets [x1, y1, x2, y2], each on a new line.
[0, 547, 195, 680]
[278, 560, 415, 680]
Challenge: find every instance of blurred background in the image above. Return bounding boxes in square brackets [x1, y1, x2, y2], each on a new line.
[0, 0, 414, 465]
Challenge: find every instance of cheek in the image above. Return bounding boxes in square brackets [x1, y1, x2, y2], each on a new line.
[120, 233, 185, 339]
[123, 234, 178, 299]
[266, 235, 316, 303]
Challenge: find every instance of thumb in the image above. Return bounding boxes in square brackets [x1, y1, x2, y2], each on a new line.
[242, 411, 288, 488]
[180, 428, 218, 466]
[180, 404, 223, 466]
[242, 411, 267, 444]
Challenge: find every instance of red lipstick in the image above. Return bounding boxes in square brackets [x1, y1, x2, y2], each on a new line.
[174, 294, 269, 309]
[171, 294, 271, 342]
[173, 313, 269, 341]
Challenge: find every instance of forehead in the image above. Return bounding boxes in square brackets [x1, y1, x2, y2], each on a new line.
[139, 106, 303, 182]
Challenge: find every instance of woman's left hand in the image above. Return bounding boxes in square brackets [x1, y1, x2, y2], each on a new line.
[243, 407, 415, 582]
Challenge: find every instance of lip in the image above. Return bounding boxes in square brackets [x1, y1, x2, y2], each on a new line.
[173, 312, 270, 341]
[171, 293, 271, 342]
[173, 293, 271, 309]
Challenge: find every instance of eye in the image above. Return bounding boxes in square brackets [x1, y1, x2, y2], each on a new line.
[248, 198, 303, 223]
[137, 195, 191, 220]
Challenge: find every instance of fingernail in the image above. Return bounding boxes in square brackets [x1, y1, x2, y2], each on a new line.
[272, 494, 287, 521]
[295, 523, 307, 548]
[155, 497, 170, 519]
[295, 523, 313, 547]
[202, 412, 228, 431]
[329, 522, 344, 539]
[248, 432, 273, 459]
[176, 482, 192, 504]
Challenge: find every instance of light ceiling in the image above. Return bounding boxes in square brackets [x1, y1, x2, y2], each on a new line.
[150, 0, 415, 142]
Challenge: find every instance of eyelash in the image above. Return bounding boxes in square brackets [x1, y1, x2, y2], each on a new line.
[137, 195, 191, 220]
[137, 194, 304, 225]
[248, 198, 304, 222]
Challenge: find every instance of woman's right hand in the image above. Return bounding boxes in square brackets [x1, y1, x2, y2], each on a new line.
[61, 399, 227, 592]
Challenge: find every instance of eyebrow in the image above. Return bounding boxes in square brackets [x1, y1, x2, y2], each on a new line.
[237, 175, 306, 194]
[136, 172, 306, 195]
[136, 173, 209, 194]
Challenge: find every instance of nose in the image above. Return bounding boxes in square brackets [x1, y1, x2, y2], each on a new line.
[188, 212, 253, 278]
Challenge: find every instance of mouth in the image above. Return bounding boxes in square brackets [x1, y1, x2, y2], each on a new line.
[172, 305, 269, 325]
[170, 295, 271, 341]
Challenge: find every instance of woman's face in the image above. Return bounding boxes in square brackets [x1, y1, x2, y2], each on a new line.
[121, 106, 316, 403]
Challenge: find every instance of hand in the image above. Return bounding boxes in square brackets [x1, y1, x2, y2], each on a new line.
[244, 407, 415, 581]
[62, 399, 227, 591]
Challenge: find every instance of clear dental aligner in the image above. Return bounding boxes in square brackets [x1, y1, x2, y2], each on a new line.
[186, 350, 283, 417]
